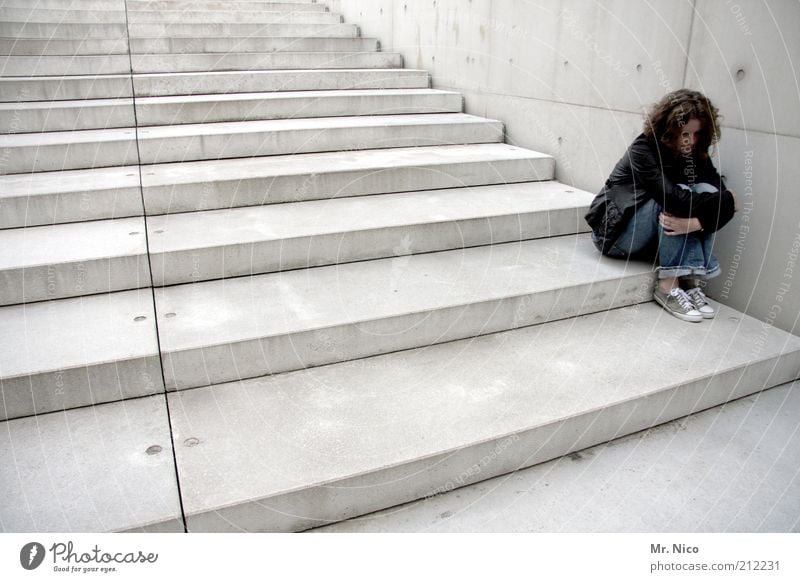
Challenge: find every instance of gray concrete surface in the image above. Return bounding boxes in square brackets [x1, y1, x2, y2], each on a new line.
[130, 51, 402, 73]
[0, 395, 183, 533]
[313, 380, 800, 533]
[134, 88, 461, 126]
[0, 217, 151, 305]
[155, 234, 654, 389]
[147, 181, 593, 284]
[0, 165, 143, 228]
[0, 289, 163, 420]
[132, 68, 430, 96]
[140, 143, 554, 214]
[167, 303, 800, 532]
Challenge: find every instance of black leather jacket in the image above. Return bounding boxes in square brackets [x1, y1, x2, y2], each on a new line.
[585, 133, 736, 254]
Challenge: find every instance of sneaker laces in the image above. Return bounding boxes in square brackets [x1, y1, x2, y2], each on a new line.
[686, 287, 708, 306]
[670, 288, 696, 311]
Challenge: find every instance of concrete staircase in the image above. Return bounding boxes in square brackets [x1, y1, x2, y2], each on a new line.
[1, 0, 799, 533]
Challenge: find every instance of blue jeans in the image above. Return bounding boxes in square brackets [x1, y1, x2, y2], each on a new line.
[598, 198, 720, 280]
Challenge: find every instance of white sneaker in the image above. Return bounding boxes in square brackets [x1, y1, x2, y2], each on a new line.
[653, 287, 703, 322]
[685, 287, 716, 319]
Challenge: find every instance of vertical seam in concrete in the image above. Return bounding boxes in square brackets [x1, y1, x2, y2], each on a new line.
[121, 0, 189, 534]
[682, 0, 698, 88]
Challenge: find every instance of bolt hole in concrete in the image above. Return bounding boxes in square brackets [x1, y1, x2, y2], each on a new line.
[134, 316, 147, 322]
[146, 445, 162, 455]
[184, 438, 200, 447]
[153, 229, 164, 234]
[636, 63, 642, 72]
[165, 312, 177, 318]
[736, 68, 746, 81]
[128, 231, 139, 235]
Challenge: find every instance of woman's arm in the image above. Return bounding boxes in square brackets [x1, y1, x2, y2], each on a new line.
[629, 137, 736, 233]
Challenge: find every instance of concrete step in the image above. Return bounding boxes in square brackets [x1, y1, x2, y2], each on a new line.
[125, 10, 341, 24]
[0, 165, 142, 229]
[132, 68, 430, 97]
[0, 217, 151, 306]
[0, 37, 129, 56]
[0, 21, 128, 39]
[126, 22, 359, 38]
[0, 288, 163, 420]
[313, 379, 800, 533]
[1, 89, 459, 133]
[0, 143, 551, 225]
[0, 69, 429, 102]
[0, 7, 127, 23]
[0, 55, 131, 76]
[134, 89, 462, 126]
[129, 52, 402, 74]
[168, 302, 800, 532]
[0, 126, 139, 174]
[0, 113, 502, 173]
[140, 143, 554, 214]
[127, 1, 323, 10]
[0, 74, 132, 102]
[148, 181, 594, 286]
[1, 0, 125, 8]
[155, 234, 655, 390]
[0, 395, 183, 532]
[128, 36, 379, 54]
[0, 97, 135, 133]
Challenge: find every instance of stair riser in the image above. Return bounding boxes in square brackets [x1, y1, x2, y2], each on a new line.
[1, 0, 125, 8]
[0, 55, 131, 76]
[127, 23, 359, 38]
[133, 70, 429, 97]
[127, 0, 325, 10]
[0, 255, 151, 306]
[1, 137, 139, 174]
[129, 37, 378, 54]
[0, 183, 142, 229]
[160, 273, 654, 390]
[0, 101, 135, 134]
[3, 93, 458, 133]
[149, 208, 590, 286]
[129, 53, 402, 74]
[0, 22, 128, 39]
[0, 38, 129, 56]
[135, 93, 461, 126]
[0, 8, 127, 23]
[142, 156, 554, 215]
[182, 355, 800, 532]
[0, 76, 132, 103]
[1, 357, 163, 421]
[126, 12, 342, 24]
[2, 120, 500, 174]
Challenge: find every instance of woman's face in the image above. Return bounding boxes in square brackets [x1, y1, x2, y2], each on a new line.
[676, 118, 702, 155]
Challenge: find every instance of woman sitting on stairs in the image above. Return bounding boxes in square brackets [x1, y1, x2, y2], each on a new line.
[585, 89, 739, 322]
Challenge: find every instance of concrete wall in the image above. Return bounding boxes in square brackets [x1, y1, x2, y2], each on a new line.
[330, 0, 800, 335]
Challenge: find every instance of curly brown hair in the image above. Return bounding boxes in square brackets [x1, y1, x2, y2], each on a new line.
[643, 89, 721, 155]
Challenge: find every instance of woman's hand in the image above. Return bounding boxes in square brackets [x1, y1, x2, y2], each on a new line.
[659, 212, 703, 235]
